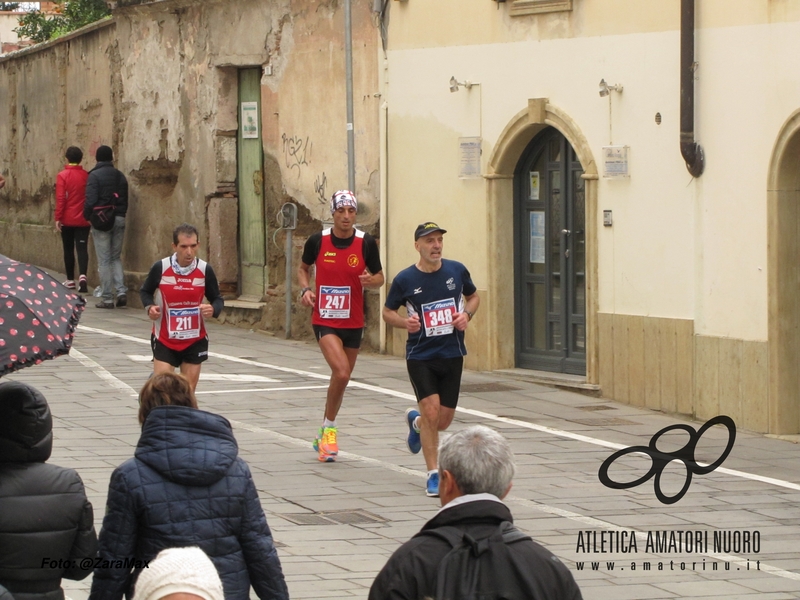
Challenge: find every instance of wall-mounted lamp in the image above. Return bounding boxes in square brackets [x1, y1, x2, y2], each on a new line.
[450, 76, 480, 93]
[598, 78, 623, 97]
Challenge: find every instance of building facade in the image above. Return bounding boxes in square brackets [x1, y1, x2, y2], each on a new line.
[380, 0, 800, 434]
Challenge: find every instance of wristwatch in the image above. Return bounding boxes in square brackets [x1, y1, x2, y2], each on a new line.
[465, 310, 474, 321]
[299, 287, 311, 300]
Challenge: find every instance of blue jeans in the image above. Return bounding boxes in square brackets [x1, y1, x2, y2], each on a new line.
[92, 216, 127, 302]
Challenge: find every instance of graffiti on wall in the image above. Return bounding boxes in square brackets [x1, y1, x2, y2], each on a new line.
[314, 172, 327, 204]
[281, 132, 312, 176]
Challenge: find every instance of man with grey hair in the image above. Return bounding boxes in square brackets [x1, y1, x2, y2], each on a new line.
[369, 425, 583, 599]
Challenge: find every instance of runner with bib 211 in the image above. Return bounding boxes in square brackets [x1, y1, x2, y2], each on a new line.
[140, 223, 224, 393]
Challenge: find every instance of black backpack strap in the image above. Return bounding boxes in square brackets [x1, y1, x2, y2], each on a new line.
[420, 521, 531, 549]
[499, 520, 532, 544]
[417, 525, 466, 549]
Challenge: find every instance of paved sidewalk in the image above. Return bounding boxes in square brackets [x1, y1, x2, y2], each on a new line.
[4, 302, 800, 599]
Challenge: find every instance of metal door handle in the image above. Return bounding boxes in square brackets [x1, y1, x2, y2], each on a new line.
[562, 229, 571, 235]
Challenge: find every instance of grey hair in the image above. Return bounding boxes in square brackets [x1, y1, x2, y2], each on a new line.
[438, 425, 516, 497]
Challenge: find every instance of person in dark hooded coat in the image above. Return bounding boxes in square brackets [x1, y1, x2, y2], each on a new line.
[0, 381, 98, 600]
[89, 372, 288, 600]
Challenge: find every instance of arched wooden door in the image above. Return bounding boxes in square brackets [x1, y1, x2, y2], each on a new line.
[514, 127, 586, 375]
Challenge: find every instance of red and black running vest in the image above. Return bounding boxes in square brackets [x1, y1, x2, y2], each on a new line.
[312, 229, 366, 329]
[151, 257, 210, 350]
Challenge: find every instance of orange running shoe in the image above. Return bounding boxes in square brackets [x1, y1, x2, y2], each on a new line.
[318, 426, 338, 462]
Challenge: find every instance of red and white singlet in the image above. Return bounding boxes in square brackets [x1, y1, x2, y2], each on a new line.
[152, 258, 210, 350]
[312, 229, 366, 329]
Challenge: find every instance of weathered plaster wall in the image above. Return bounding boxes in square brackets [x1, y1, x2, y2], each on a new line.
[0, 20, 116, 275]
[0, 0, 381, 342]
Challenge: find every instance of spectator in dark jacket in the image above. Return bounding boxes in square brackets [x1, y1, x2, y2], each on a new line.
[369, 425, 583, 600]
[83, 145, 128, 309]
[55, 146, 91, 293]
[89, 373, 289, 600]
[0, 381, 98, 600]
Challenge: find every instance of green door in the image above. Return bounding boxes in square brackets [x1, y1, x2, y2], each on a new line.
[237, 68, 266, 300]
[514, 127, 586, 375]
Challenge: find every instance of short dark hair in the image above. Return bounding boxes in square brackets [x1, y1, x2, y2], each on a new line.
[95, 145, 113, 162]
[138, 372, 198, 425]
[65, 146, 83, 164]
[172, 223, 199, 245]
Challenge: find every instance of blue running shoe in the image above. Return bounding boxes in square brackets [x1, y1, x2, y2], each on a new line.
[405, 408, 421, 454]
[426, 472, 439, 497]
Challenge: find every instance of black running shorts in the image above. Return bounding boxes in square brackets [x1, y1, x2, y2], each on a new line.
[406, 356, 464, 409]
[151, 334, 209, 367]
[312, 325, 363, 349]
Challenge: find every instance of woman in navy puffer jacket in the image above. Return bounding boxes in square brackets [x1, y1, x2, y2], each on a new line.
[89, 373, 289, 600]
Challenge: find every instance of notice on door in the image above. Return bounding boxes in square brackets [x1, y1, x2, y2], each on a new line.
[530, 171, 540, 200]
[530, 211, 545, 264]
[241, 102, 259, 139]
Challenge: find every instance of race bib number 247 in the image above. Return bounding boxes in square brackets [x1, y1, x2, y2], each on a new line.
[319, 286, 351, 319]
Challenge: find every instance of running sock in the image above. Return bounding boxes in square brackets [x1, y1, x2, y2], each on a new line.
[428, 469, 438, 477]
[413, 416, 421, 431]
[323, 418, 336, 428]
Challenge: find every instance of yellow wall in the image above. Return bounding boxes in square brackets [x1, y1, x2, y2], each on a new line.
[383, 0, 800, 431]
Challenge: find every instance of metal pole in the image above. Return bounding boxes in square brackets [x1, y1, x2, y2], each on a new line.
[345, 0, 356, 191]
[285, 228, 293, 339]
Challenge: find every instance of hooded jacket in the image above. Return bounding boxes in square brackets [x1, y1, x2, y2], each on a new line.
[89, 405, 288, 600]
[369, 498, 583, 600]
[83, 162, 128, 220]
[0, 381, 98, 600]
[55, 164, 90, 228]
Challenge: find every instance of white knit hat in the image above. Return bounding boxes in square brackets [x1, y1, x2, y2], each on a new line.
[132, 547, 224, 600]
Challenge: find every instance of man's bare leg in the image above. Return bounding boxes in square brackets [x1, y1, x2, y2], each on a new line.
[418, 393, 456, 471]
[179, 362, 202, 394]
[317, 335, 359, 421]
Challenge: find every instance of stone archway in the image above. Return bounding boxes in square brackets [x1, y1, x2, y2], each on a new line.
[767, 109, 800, 434]
[484, 99, 599, 381]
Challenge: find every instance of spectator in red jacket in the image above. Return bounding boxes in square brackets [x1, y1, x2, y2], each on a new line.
[55, 146, 90, 293]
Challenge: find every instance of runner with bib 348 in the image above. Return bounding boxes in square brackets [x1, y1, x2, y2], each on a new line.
[382, 222, 480, 497]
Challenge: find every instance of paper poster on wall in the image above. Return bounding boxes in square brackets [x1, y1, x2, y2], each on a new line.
[530, 171, 540, 200]
[241, 102, 259, 139]
[603, 145, 629, 178]
[458, 137, 482, 178]
[530, 211, 545, 264]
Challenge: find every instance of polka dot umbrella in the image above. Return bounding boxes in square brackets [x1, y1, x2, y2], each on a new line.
[0, 254, 86, 376]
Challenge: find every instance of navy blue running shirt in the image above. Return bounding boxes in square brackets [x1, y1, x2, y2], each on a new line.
[384, 259, 477, 360]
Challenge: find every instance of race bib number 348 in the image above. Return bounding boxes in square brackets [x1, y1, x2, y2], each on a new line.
[319, 286, 351, 319]
[421, 298, 456, 337]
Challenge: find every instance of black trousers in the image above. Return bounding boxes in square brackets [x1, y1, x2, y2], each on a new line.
[60, 226, 91, 280]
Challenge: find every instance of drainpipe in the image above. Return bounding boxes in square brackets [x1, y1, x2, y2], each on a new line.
[345, 0, 356, 191]
[680, 0, 704, 177]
